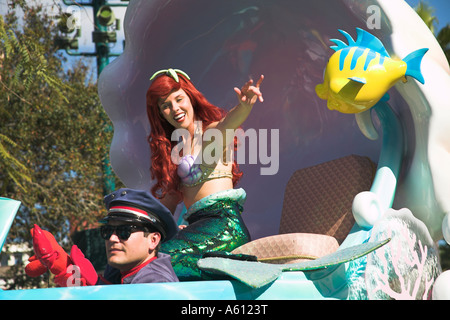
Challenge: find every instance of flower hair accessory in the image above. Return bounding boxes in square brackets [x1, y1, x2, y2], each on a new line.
[150, 68, 191, 83]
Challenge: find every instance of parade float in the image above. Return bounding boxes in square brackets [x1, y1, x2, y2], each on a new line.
[1, 0, 449, 299]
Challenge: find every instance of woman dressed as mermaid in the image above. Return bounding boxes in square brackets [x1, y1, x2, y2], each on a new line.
[146, 69, 264, 280]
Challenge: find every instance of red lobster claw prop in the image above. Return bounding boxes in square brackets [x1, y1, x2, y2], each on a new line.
[25, 224, 98, 287]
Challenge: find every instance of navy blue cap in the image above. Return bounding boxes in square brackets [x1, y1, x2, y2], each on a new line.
[100, 188, 178, 242]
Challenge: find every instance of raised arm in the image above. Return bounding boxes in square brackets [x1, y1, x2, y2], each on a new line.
[214, 75, 264, 133]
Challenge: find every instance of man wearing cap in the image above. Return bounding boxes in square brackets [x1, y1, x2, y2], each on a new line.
[25, 188, 179, 286]
[98, 188, 179, 284]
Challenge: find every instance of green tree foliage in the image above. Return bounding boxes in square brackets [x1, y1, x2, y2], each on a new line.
[415, 1, 450, 63]
[0, 132, 30, 191]
[415, 1, 439, 34]
[436, 24, 450, 63]
[0, 3, 122, 288]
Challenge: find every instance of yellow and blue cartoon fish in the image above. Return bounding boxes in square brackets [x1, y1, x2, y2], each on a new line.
[315, 28, 428, 114]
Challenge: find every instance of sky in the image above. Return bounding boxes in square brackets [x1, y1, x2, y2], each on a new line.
[405, 0, 450, 31]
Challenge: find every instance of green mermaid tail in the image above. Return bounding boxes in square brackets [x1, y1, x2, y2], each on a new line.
[161, 188, 251, 280]
[197, 238, 390, 288]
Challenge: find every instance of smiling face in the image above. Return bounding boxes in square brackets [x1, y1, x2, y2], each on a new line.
[105, 221, 161, 272]
[158, 88, 196, 134]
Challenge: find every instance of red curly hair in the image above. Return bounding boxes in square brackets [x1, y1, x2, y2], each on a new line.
[146, 73, 243, 200]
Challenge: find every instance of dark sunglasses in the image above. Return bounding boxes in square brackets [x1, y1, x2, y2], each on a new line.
[100, 225, 148, 241]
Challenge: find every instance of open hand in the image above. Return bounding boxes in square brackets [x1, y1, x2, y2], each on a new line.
[234, 75, 264, 107]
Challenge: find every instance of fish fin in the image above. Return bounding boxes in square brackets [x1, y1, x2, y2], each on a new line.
[338, 29, 356, 46]
[355, 110, 379, 140]
[354, 28, 390, 58]
[281, 239, 390, 272]
[334, 28, 390, 58]
[315, 83, 328, 99]
[404, 48, 428, 84]
[197, 257, 283, 288]
[197, 239, 390, 288]
[348, 76, 367, 84]
[330, 38, 348, 51]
